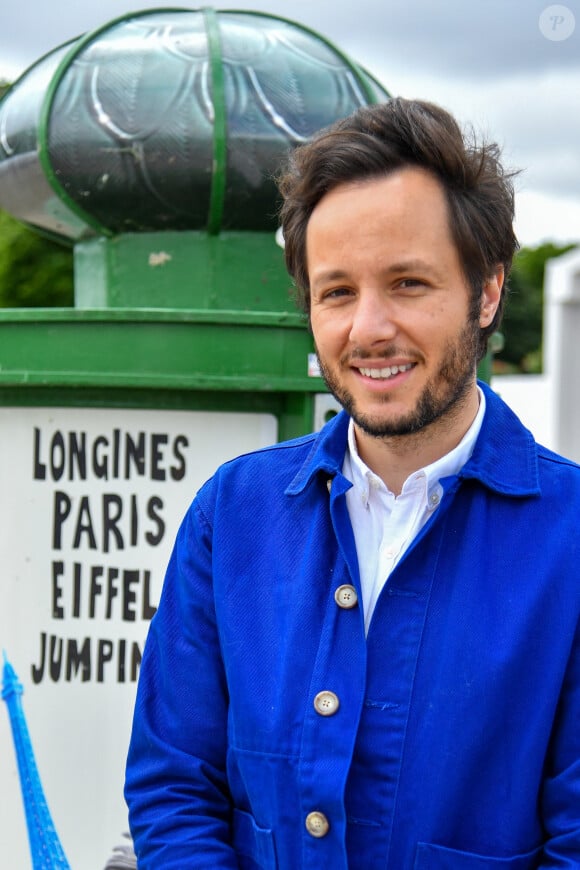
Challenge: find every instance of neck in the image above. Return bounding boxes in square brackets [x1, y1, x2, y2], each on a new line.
[353, 384, 480, 496]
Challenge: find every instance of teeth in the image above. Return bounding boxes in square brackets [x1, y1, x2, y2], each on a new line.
[359, 364, 413, 379]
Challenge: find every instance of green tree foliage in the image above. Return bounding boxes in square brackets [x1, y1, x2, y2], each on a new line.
[0, 209, 74, 308]
[495, 242, 577, 373]
[0, 79, 74, 309]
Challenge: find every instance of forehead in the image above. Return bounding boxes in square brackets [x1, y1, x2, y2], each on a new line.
[308, 168, 449, 232]
[305, 168, 459, 278]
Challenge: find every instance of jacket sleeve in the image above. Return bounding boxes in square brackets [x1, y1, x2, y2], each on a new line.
[124, 496, 238, 869]
[540, 614, 580, 864]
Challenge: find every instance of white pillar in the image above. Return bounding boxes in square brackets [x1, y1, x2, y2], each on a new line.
[545, 247, 580, 462]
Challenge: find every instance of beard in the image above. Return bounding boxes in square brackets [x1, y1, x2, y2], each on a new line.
[316, 316, 481, 439]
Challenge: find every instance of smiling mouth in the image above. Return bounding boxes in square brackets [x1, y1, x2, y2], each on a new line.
[357, 363, 414, 380]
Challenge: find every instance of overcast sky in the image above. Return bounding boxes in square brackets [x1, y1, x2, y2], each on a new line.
[1, 0, 580, 248]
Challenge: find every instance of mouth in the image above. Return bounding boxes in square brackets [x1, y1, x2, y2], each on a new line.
[357, 363, 414, 380]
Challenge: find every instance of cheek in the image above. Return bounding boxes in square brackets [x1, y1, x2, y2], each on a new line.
[311, 313, 348, 349]
[405, 305, 451, 337]
[416, 306, 470, 352]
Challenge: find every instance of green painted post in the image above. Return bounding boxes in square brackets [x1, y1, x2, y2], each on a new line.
[0, 11, 393, 867]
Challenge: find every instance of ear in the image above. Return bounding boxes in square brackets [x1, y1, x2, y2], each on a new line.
[479, 265, 504, 329]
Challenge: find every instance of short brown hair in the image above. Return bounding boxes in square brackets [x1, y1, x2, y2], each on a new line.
[277, 97, 519, 358]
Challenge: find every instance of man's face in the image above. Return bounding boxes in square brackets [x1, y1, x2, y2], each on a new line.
[306, 168, 501, 441]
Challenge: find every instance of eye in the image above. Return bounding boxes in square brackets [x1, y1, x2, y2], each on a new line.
[316, 286, 354, 303]
[396, 277, 429, 294]
[326, 287, 352, 298]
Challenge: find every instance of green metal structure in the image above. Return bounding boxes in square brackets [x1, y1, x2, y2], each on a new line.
[0, 7, 390, 438]
[0, 13, 390, 862]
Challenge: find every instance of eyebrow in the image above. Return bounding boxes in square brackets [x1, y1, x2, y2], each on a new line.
[310, 269, 350, 291]
[384, 259, 441, 276]
[310, 259, 442, 291]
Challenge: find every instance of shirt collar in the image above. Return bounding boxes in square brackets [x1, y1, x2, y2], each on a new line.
[343, 387, 486, 500]
[285, 381, 540, 499]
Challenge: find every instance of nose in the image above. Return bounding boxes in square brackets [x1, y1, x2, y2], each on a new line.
[348, 288, 397, 347]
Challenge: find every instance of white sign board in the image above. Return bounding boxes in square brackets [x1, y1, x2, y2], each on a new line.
[0, 406, 277, 869]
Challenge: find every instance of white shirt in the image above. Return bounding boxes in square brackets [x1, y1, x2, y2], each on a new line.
[343, 388, 486, 633]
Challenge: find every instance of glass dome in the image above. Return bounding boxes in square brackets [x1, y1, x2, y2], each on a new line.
[0, 7, 389, 241]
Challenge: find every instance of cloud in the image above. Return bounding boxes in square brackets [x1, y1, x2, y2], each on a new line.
[0, 0, 578, 248]
[355, 0, 580, 79]
[3, 0, 580, 81]
[514, 190, 580, 247]
[375, 61, 580, 238]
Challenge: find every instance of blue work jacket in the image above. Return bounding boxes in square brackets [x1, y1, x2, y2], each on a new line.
[125, 383, 580, 868]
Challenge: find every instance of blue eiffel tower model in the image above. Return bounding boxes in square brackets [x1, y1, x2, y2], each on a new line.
[2, 653, 71, 869]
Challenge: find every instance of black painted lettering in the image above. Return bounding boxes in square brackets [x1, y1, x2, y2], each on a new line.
[93, 436, 109, 479]
[131, 642, 142, 681]
[73, 562, 82, 618]
[50, 431, 66, 481]
[145, 496, 165, 546]
[103, 493, 124, 553]
[89, 565, 104, 618]
[97, 639, 114, 682]
[73, 496, 98, 549]
[130, 494, 138, 547]
[117, 639, 126, 682]
[53, 491, 72, 549]
[151, 433, 168, 481]
[106, 568, 119, 618]
[31, 633, 47, 683]
[33, 428, 46, 480]
[49, 635, 63, 681]
[112, 428, 121, 479]
[32, 632, 144, 684]
[122, 570, 139, 621]
[142, 571, 157, 620]
[171, 434, 189, 480]
[69, 431, 87, 481]
[52, 561, 65, 619]
[125, 432, 145, 479]
[66, 637, 91, 681]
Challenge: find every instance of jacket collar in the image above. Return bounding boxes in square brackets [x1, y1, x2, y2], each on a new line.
[285, 410, 351, 495]
[286, 381, 540, 499]
[459, 381, 540, 497]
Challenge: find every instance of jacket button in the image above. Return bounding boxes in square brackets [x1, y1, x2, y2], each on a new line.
[305, 811, 330, 838]
[334, 584, 358, 609]
[314, 690, 340, 716]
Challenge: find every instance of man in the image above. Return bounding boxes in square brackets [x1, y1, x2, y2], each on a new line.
[125, 99, 580, 867]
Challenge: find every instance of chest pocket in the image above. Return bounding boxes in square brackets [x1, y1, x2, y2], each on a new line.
[414, 842, 542, 869]
[233, 808, 277, 869]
